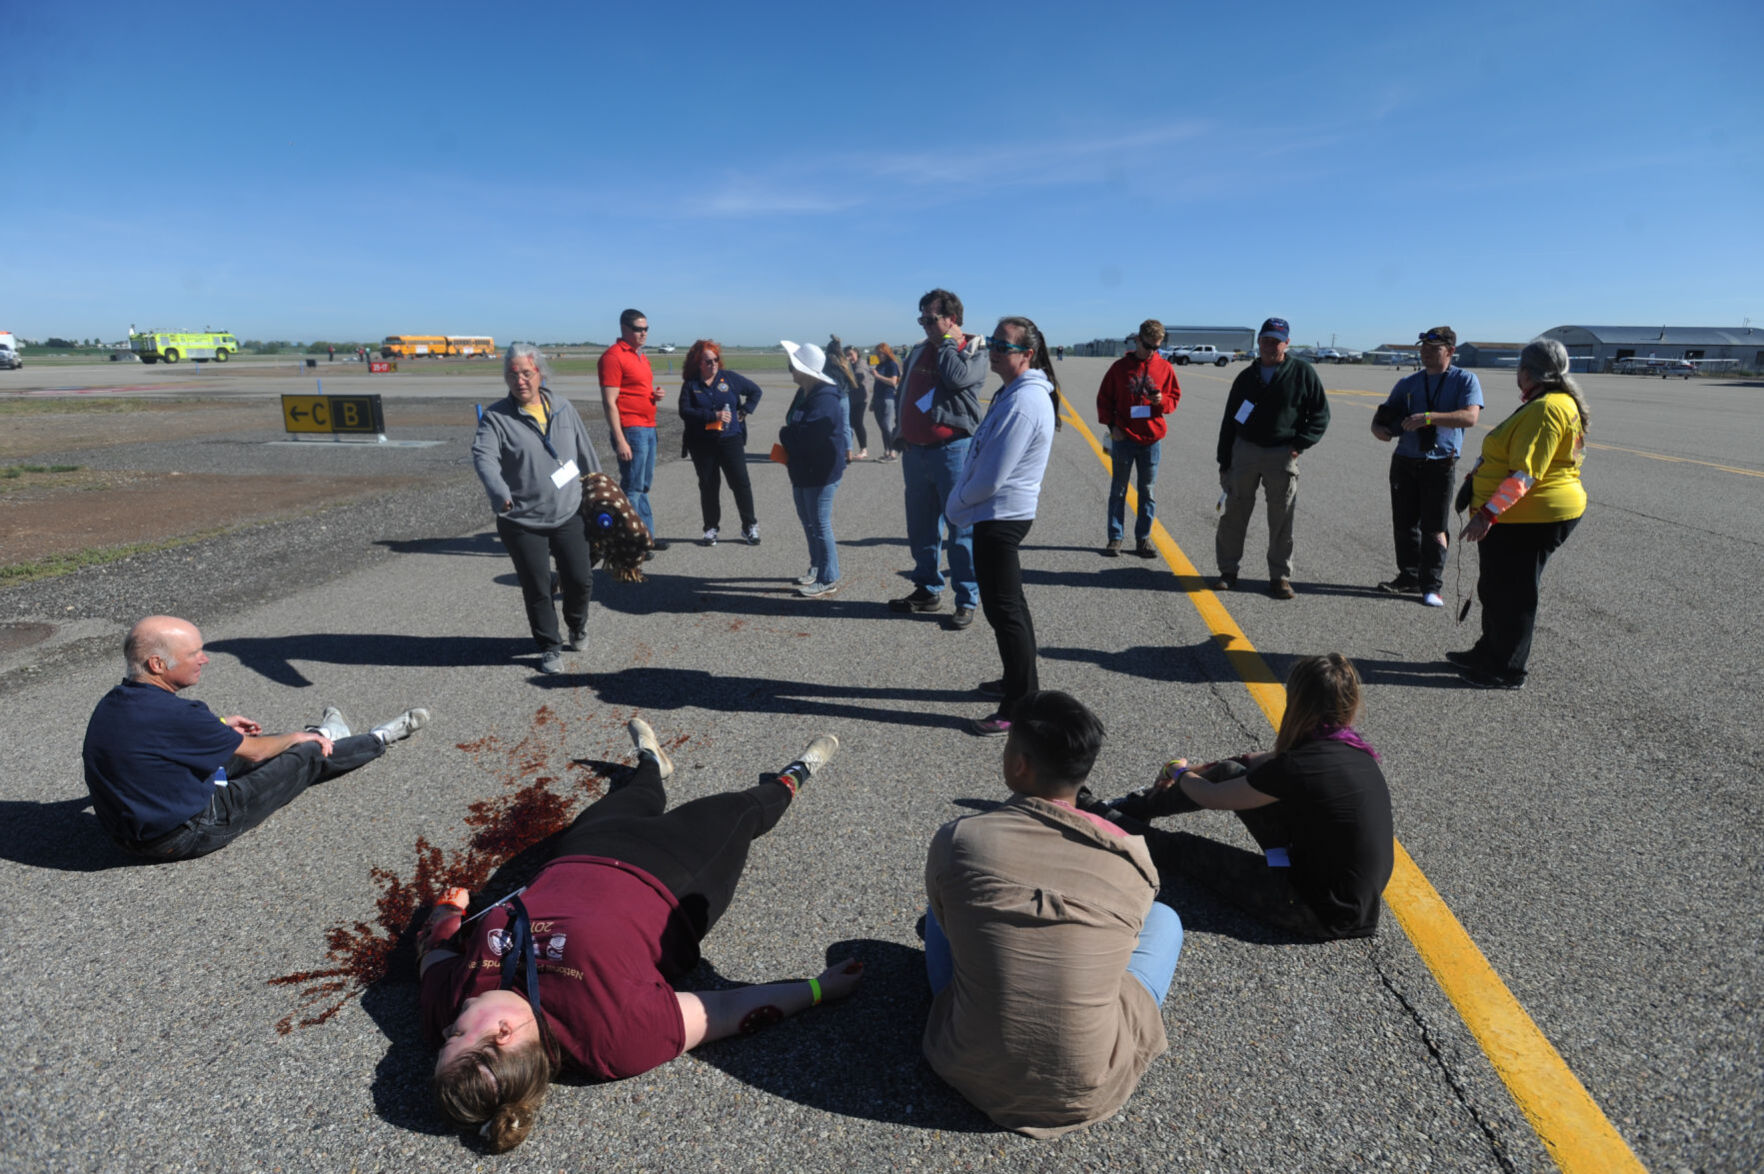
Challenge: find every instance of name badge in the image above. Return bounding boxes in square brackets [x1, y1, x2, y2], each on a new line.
[915, 390, 935, 413]
[551, 459, 580, 488]
[1234, 400, 1255, 425]
[1130, 404, 1152, 419]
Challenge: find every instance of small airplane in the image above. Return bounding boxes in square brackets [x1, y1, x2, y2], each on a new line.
[1613, 356, 1695, 379]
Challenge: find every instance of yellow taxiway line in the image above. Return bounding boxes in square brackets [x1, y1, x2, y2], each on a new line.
[1057, 393, 1645, 1173]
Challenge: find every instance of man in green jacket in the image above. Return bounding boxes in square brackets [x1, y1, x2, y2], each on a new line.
[1214, 317, 1330, 599]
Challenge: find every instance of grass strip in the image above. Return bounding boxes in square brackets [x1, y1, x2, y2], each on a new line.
[1, 528, 232, 585]
[2, 464, 82, 477]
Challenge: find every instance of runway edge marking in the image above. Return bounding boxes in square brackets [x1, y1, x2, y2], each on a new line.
[1056, 391, 1645, 1174]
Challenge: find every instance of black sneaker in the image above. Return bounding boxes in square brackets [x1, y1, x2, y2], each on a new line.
[1103, 539, 1123, 558]
[1378, 576, 1422, 595]
[1134, 539, 1156, 558]
[1214, 572, 1237, 591]
[1444, 649, 1481, 670]
[1458, 664, 1524, 690]
[947, 606, 975, 630]
[652, 538, 671, 552]
[977, 678, 1005, 698]
[889, 586, 943, 613]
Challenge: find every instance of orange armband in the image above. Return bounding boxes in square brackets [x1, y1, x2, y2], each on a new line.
[1482, 473, 1534, 517]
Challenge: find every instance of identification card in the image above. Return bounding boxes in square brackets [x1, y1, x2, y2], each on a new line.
[551, 459, 580, 488]
[1130, 404, 1152, 419]
[1263, 846, 1291, 868]
[915, 390, 935, 413]
[1234, 400, 1255, 425]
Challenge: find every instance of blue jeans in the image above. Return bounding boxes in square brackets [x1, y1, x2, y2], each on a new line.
[791, 481, 840, 585]
[923, 899, 1182, 1004]
[901, 439, 977, 608]
[617, 425, 657, 537]
[1107, 437, 1162, 542]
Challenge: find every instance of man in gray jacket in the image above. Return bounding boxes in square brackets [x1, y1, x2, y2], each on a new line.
[889, 288, 988, 629]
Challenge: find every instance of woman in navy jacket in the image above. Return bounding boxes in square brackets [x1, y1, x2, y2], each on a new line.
[678, 339, 763, 546]
[778, 340, 848, 598]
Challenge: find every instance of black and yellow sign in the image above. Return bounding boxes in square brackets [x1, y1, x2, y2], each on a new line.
[280, 394, 386, 435]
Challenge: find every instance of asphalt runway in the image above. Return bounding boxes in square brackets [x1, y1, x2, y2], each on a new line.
[2, 357, 1759, 1171]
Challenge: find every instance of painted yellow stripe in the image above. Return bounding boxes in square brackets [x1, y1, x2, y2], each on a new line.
[1584, 441, 1764, 478]
[1059, 395, 1645, 1174]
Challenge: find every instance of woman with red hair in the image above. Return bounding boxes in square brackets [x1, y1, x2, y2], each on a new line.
[678, 339, 764, 545]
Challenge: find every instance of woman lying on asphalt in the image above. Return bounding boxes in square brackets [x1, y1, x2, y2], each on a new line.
[416, 720, 861, 1152]
[1094, 653, 1393, 941]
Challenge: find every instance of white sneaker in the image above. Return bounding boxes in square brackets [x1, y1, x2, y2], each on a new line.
[371, 708, 431, 745]
[795, 733, 839, 776]
[795, 568, 819, 586]
[1421, 592, 1445, 608]
[313, 705, 350, 741]
[627, 718, 674, 778]
[743, 523, 760, 545]
[702, 527, 718, 546]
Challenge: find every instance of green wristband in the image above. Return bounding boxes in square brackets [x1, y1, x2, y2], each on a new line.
[808, 977, 823, 1005]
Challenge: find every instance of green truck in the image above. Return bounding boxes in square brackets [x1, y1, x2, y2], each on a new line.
[128, 328, 240, 364]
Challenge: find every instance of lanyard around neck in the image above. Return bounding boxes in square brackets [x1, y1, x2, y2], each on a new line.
[497, 895, 543, 1017]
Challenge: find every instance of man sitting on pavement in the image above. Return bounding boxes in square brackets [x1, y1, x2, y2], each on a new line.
[82, 615, 430, 862]
[921, 690, 1181, 1138]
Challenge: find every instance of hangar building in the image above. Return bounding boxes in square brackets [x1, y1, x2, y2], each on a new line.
[1539, 325, 1764, 372]
[1073, 324, 1254, 358]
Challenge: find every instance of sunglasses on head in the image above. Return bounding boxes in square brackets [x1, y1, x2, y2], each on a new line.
[1419, 332, 1450, 344]
[987, 336, 1031, 353]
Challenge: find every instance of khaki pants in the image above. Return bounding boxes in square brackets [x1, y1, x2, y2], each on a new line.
[1216, 437, 1299, 580]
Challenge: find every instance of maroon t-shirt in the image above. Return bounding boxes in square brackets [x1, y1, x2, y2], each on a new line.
[420, 855, 690, 1080]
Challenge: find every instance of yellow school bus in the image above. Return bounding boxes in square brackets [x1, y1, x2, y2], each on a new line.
[381, 335, 497, 359]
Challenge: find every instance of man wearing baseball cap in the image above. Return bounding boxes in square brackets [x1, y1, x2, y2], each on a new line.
[1370, 327, 1483, 607]
[1214, 318, 1330, 599]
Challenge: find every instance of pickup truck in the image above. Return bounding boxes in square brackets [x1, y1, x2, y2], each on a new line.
[1164, 344, 1230, 367]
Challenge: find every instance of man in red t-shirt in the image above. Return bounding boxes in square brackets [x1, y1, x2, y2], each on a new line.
[598, 309, 668, 551]
[1096, 319, 1181, 558]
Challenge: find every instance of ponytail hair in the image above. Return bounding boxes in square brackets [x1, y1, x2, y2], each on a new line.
[1274, 654, 1364, 755]
[1519, 338, 1590, 433]
[432, 1008, 562, 1152]
[995, 315, 1058, 394]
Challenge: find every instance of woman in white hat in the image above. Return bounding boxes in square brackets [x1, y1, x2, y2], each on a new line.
[777, 340, 849, 597]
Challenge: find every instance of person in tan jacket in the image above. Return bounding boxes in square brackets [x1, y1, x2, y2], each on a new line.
[921, 690, 1181, 1138]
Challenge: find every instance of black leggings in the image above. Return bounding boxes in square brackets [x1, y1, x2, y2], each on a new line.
[550, 757, 793, 943]
[974, 519, 1038, 705]
[496, 514, 592, 653]
[686, 436, 757, 531]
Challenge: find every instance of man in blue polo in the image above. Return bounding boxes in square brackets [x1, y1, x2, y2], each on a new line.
[1370, 326, 1483, 607]
[82, 614, 429, 861]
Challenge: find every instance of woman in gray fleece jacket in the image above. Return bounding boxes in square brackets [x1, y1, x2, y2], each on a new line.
[472, 343, 603, 675]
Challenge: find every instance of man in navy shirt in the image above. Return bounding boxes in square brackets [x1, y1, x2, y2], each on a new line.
[1370, 326, 1483, 607]
[82, 615, 430, 861]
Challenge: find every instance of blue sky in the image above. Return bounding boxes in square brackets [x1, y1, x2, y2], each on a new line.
[5, 0, 1759, 350]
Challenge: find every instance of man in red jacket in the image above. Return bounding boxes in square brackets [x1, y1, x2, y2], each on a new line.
[1096, 320, 1181, 557]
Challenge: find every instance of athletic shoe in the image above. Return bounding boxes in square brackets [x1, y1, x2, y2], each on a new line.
[1269, 578, 1296, 600]
[889, 586, 942, 613]
[743, 524, 760, 545]
[1377, 576, 1422, 595]
[1134, 539, 1156, 558]
[651, 539, 671, 552]
[1458, 665, 1524, 691]
[627, 717, 674, 778]
[538, 651, 564, 674]
[969, 713, 1011, 737]
[775, 733, 840, 794]
[313, 705, 350, 742]
[702, 527, 718, 546]
[371, 708, 431, 745]
[1214, 572, 1237, 591]
[565, 626, 586, 652]
[795, 568, 820, 586]
[947, 606, 975, 630]
[1103, 539, 1123, 558]
[1444, 649, 1482, 670]
[977, 678, 1005, 698]
[1421, 592, 1445, 608]
[799, 579, 841, 598]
